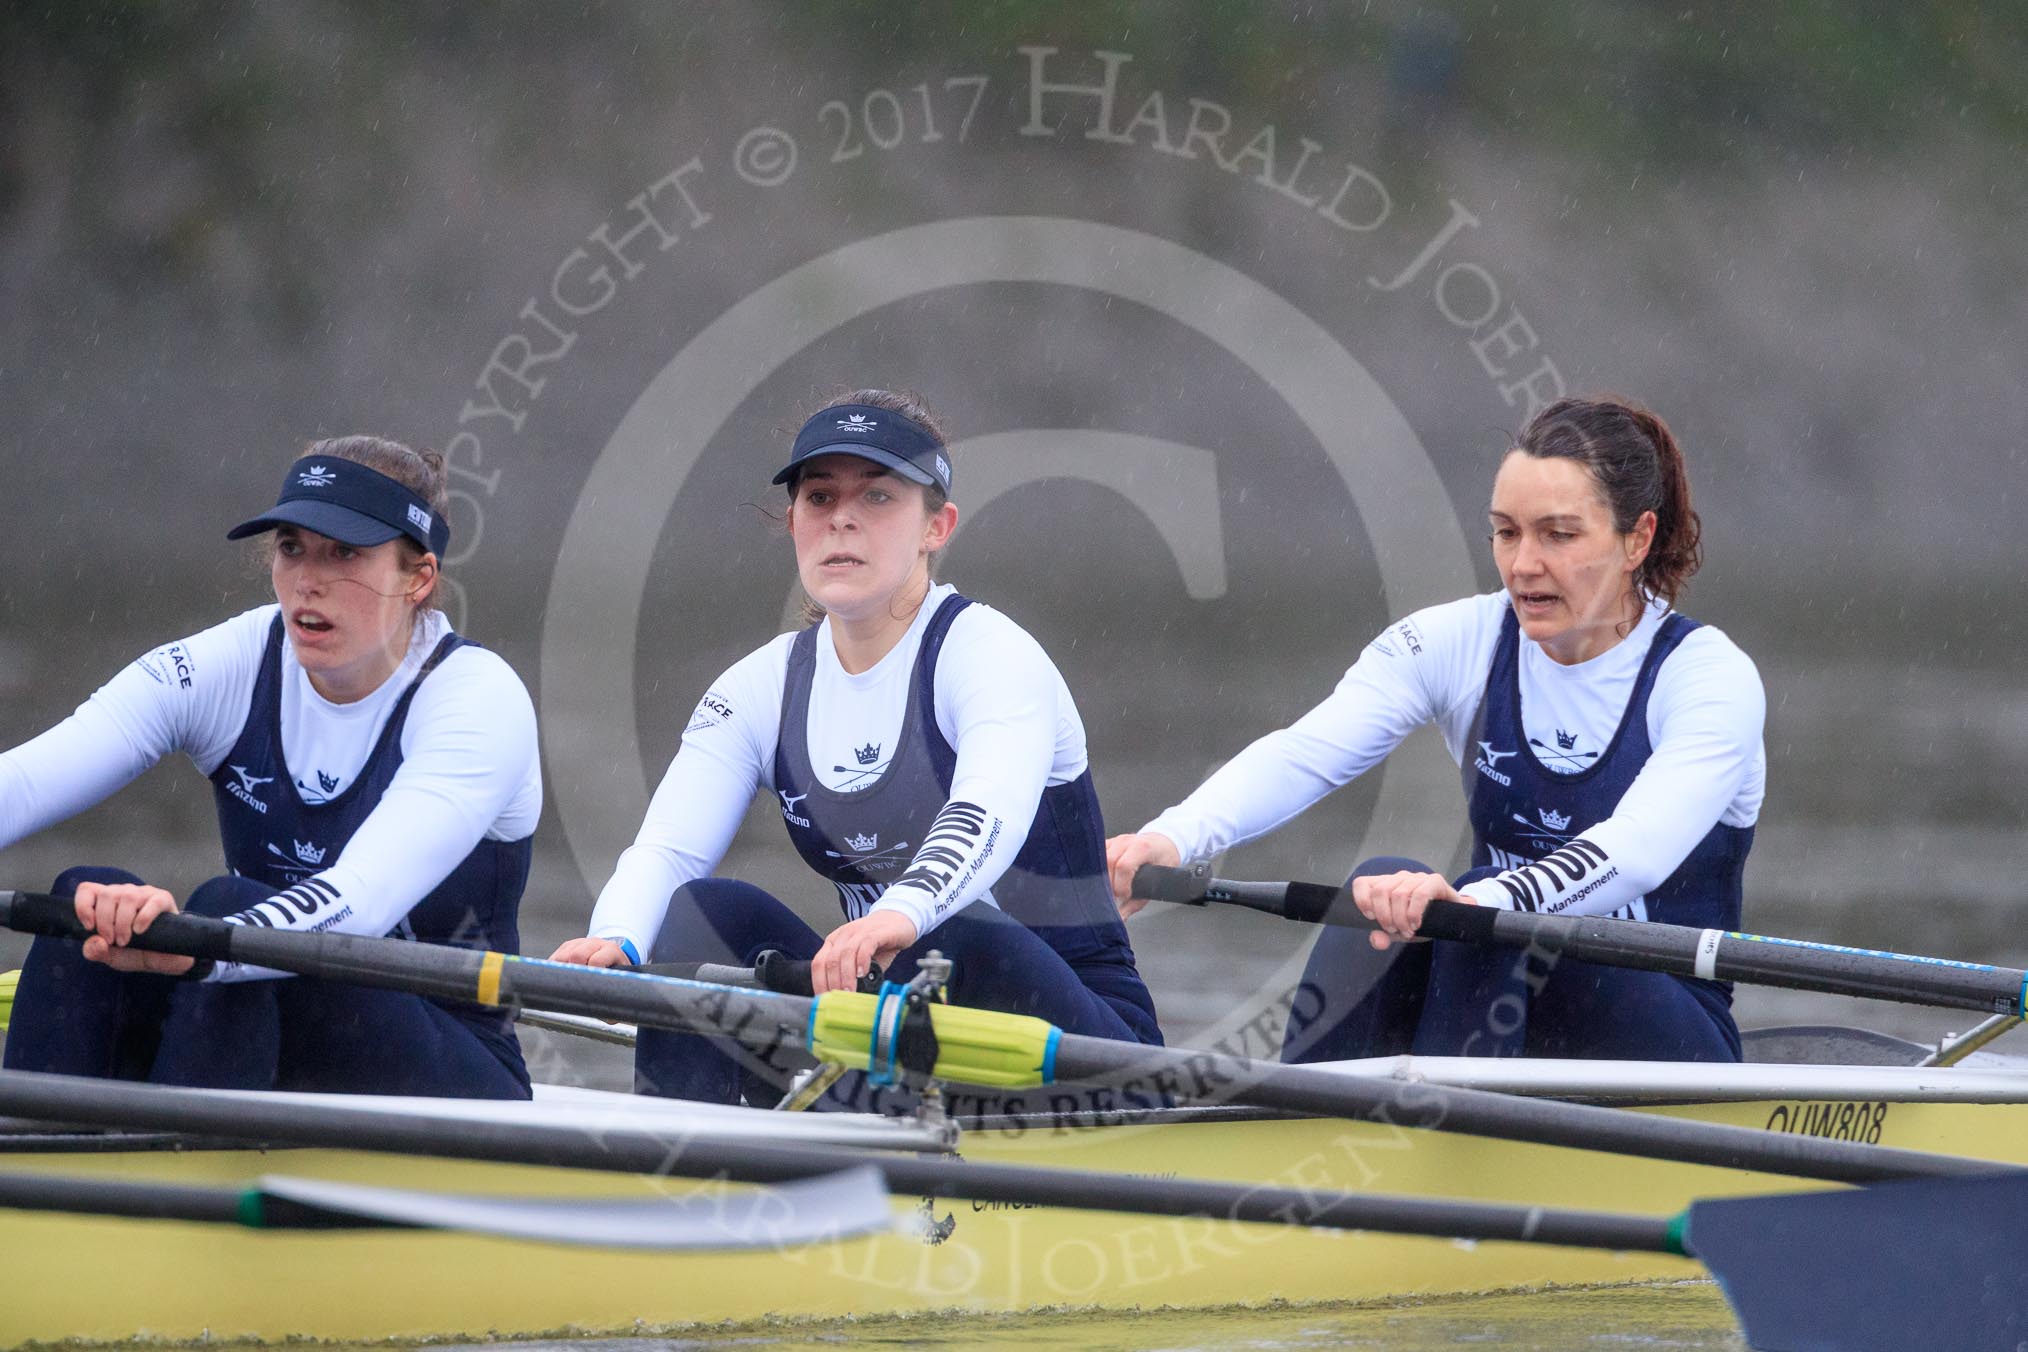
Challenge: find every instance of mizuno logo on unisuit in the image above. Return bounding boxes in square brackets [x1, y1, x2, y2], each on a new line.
[227, 764, 273, 813]
[297, 465, 336, 487]
[835, 414, 877, 432]
[779, 790, 811, 828]
[1473, 741, 1516, 787]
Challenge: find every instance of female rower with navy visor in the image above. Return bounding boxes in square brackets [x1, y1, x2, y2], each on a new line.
[0, 437, 542, 1096]
[551, 389, 1162, 1105]
[1109, 396, 1765, 1062]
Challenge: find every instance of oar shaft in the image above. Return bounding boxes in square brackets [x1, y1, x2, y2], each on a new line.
[1491, 911, 2026, 1016]
[636, 954, 883, 998]
[0, 891, 812, 1064]
[6, 890, 2004, 1191]
[1132, 866, 2028, 1017]
[0, 1170, 392, 1231]
[0, 1071, 1672, 1251]
[635, 960, 763, 988]
[1044, 1034, 2000, 1187]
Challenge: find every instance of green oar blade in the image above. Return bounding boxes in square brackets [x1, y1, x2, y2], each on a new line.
[1686, 1172, 2028, 1351]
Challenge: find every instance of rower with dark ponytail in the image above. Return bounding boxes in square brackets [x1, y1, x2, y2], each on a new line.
[1111, 391, 1767, 1066]
[1516, 395, 1703, 608]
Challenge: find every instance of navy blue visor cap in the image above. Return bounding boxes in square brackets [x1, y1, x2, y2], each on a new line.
[227, 455, 450, 557]
[771, 404, 952, 497]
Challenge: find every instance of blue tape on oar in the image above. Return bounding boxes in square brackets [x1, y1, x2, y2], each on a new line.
[867, 982, 906, 1086]
[1687, 1172, 2028, 1351]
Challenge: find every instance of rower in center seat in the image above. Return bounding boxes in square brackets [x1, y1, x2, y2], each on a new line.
[551, 389, 1162, 1106]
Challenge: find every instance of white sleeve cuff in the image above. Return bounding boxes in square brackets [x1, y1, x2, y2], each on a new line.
[1136, 818, 1201, 865]
[869, 886, 938, 938]
[1459, 878, 1516, 911]
[592, 930, 645, 964]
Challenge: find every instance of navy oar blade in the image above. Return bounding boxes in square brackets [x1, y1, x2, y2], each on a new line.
[1688, 1172, 2028, 1351]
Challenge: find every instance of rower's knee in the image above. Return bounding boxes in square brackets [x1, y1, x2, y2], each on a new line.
[185, 874, 278, 920]
[1346, 855, 1433, 885]
[51, 865, 146, 895]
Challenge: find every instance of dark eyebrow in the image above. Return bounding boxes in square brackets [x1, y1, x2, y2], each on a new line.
[1488, 509, 1586, 527]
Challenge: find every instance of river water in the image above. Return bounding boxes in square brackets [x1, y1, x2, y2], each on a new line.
[411, 1283, 1742, 1351]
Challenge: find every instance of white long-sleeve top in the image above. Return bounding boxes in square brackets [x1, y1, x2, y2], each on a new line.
[1142, 591, 1765, 917]
[588, 584, 1086, 957]
[0, 606, 542, 978]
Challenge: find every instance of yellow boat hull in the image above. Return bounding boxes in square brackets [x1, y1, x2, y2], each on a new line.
[2, 1091, 2019, 1345]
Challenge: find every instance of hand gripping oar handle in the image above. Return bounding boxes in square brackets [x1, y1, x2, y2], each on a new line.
[1131, 864, 2028, 1016]
[0, 889, 813, 1057]
[636, 952, 884, 998]
[1129, 863, 1496, 943]
[0, 891, 239, 963]
[0, 893, 879, 1001]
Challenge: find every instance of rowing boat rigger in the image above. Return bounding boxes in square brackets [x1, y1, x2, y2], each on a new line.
[4, 887, 2028, 1351]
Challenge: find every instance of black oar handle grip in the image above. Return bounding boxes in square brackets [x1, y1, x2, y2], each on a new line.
[0, 890, 238, 961]
[1415, 897, 1498, 944]
[755, 950, 884, 997]
[635, 950, 882, 997]
[1268, 882, 1499, 944]
[1126, 867, 1497, 944]
[1129, 863, 1214, 904]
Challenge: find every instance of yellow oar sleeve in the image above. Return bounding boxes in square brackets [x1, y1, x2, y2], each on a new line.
[807, 990, 1058, 1089]
[0, 968, 18, 1032]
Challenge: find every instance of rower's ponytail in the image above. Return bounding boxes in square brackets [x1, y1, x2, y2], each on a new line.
[1621, 405, 1702, 607]
[1515, 395, 1702, 606]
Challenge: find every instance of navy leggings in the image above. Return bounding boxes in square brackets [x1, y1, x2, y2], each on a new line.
[1281, 857, 1741, 1064]
[635, 879, 1163, 1106]
[2, 867, 530, 1098]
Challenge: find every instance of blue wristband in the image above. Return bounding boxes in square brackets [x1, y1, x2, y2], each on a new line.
[611, 937, 641, 965]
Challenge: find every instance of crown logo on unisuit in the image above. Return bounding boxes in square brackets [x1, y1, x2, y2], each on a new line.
[1539, 807, 1571, 832]
[845, 831, 879, 852]
[854, 742, 880, 765]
